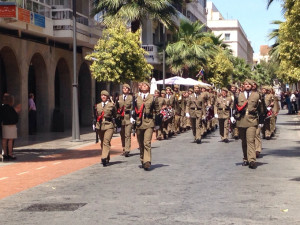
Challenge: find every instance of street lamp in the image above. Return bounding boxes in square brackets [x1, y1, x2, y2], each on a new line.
[72, 0, 80, 141]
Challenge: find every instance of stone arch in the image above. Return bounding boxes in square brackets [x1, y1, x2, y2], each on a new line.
[0, 46, 21, 104]
[78, 62, 92, 126]
[54, 58, 72, 130]
[28, 53, 49, 132]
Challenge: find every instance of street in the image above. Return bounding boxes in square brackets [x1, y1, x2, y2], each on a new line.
[0, 110, 300, 225]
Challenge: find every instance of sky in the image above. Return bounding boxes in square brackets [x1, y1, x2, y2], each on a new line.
[209, 0, 284, 54]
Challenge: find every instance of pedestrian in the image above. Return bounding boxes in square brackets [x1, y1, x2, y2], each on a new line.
[28, 93, 37, 135]
[290, 91, 297, 114]
[0, 93, 18, 160]
[285, 91, 292, 114]
[135, 81, 159, 170]
[214, 87, 233, 143]
[96, 90, 116, 167]
[116, 84, 134, 157]
[236, 79, 264, 169]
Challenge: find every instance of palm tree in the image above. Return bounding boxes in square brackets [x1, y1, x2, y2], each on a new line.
[166, 20, 217, 75]
[92, 0, 182, 32]
[268, 20, 282, 62]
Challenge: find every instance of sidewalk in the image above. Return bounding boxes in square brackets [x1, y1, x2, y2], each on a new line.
[0, 127, 155, 199]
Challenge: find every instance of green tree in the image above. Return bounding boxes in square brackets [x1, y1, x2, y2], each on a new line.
[85, 23, 153, 83]
[166, 20, 216, 76]
[277, 0, 300, 81]
[231, 57, 252, 83]
[92, 0, 180, 32]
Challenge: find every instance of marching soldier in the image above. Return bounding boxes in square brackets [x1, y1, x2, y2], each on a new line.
[173, 85, 182, 134]
[165, 87, 175, 137]
[236, 79, 265, 169]
[263, 86, 274, 140]
[160, 90, 169, 139]
[230, 84, 239, 139]
[200, 85, 209, 136]
[116, 84, 134, 157]
[186, 85, 206, 144]
[270, 88, 279, 136]
[96, 90, 116, 167]
[154, 90, 165, 140]
[214, 87, 233, 143]
[135, 81, 159, 170]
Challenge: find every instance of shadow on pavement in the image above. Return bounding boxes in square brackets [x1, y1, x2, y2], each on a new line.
[290, 177, 300, 182]
[149, 164, 169, 171]
[267, 146, 300, 158]
[108, 161, 126, 166]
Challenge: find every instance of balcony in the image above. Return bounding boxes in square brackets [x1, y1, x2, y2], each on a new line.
[142, 45, 160, 65]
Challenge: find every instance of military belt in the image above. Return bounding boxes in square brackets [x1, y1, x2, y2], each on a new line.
[103, 118, 113, 122]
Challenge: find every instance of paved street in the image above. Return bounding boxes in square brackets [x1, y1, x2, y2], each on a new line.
[0, 110, 300, 225]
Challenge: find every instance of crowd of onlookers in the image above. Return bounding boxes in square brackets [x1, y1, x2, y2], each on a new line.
[280, 90, 299, 114]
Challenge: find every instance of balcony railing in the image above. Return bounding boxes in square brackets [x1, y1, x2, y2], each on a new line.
[52, 8, 88, 26]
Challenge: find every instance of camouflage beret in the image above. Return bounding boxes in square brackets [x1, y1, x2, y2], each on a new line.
[189, 88, 194, 92]
[244, 79, 253, 85]
[194, 84, 200, 89]
[122, 83, 131, 89]
[222, 87, 229, 92]
[174, 84, 180, 89]
[101, 90, 110, 97]
[161, 90, 166, 94]
[166, 86, 172, 90]
[142, 81, 150, 87]
[154, 89, 160, 93]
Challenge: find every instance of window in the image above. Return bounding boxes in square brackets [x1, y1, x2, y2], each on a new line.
[225, 33, 230, 41]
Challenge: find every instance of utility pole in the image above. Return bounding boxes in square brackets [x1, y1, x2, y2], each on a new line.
[162, 25, 166, 89]
[72, 0, 80, 141]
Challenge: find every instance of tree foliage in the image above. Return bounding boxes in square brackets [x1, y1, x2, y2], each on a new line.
[85, 23, 153, 83]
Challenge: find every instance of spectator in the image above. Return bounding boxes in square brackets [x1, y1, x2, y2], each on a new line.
[285, 91, 292, 114]
[290, 91, 298, 114]
[280, 92, 286, 110]
[0, 93, 18, 160]
[28, 93, 37, 135]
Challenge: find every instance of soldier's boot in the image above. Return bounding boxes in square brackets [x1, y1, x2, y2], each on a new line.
[124, 151, 130, 157]
[101, 158, 108, 167]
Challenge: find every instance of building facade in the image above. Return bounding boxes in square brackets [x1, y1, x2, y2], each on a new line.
[0, 0, 101, 136]
[206, 1, 254, 64]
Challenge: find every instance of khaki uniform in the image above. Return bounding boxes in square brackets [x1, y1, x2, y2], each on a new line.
[173, 91, 182, 134]
[186, 93, 206, 141]
[271, 95, 280, 134]
[254, 92, 266, 153]
[200, 91, 209, 136]
[215, 96, 233, 140]
[136, 94, 159, 164]
[155, 96, 166, 139]
[96, 102, 116, 160]
[263, 93, 274, 138]
[166, 94, 175, 135]
[230, 92, 239, 138]
[236, 91, 264, 163]
[117, 94, 133, 153]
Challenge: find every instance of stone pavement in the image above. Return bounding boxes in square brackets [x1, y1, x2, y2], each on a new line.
[0, 110, 300, 225]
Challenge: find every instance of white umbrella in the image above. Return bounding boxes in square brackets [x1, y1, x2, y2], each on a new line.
[185, 78, 211, 86]
[150, 77, 157, 94]
[156, 76, 187, 85]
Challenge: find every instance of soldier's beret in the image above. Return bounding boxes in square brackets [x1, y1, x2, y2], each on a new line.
[154, 89, 160, 93]
[205, 86, 210, 90]
[194, 84, 200, 89]
[174, 84, 180, 89]
[189, 88, 194, 92]
[161, 90, 166, 94]
[101, 90, 110, 97]
[222, 87, 229, 92]
[142, 81, 150, 87]
[244, 79, 253, 85]
[122, 83, 131, 89]
[252, 80, 258, 85]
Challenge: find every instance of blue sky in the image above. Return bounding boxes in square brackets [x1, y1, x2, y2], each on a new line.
[209, 0, 284, 53]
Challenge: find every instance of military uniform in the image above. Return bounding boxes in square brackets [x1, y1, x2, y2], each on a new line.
[186, 88, 206, 143]
[135, 84, 159, 170]
[263, 87, 274, 139]
[155, 92, 166, 140]
[96, 90, 116, 166]
[236, 80, 264, 168]
[117, 90, 133, 156]
[173, 86, 182, 134]
[215, 88, 233, 142]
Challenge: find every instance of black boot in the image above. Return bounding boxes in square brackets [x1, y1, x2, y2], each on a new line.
[101, 158, 108, 167]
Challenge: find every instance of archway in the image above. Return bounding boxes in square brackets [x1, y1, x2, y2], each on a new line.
[0, 47, 21, 104]
[54, 58, 72, 131]
[78, 62, 92, 126]
[28, 53, 49, 133]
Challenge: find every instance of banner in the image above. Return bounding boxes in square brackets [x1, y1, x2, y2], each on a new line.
[18, 8, 30, 23]
[0, 5, 16, 18]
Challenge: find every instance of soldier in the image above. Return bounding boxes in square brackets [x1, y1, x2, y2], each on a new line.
[263, 86, 274, 140]
[252, 81, 266, 158]
[96, 90, 116, 167]
[160, 90, 169, 139]
[272, 89, 280, 134]
[236, 79, 264, 169]
[173, 84, 182, 134]
[135, 81, 159, 170]
[200, 85, 209, 137]
[214, 87, 233, 143]
[180, 91, 188, 132]
[207, 86, 216, 132]
[154, 90, 165, 140]
[186, 85, 206, 144]
[116, 84, 134, 157]
[165, 87, 175, 137]
[230, 84, 239, 139]
[270, 88, 279, 136]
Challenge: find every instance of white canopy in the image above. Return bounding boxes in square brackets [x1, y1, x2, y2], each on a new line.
[156, 76, 211, 86]
[150, 77, 157, 94]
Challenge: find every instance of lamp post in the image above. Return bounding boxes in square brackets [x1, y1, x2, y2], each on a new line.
[72, 0, 80, 141]
[162, 24, 166, 89]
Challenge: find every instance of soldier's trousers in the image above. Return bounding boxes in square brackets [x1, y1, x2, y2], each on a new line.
[99, 128, 114, 159]
[174, 115, 181, 133]
[270, 116, 276, 134]
[190, 117, 202, 140]
[239, 126, 256, 162]
[231, 122, 239, 138]
[218, 118, 229, 140]
[263, 118, 272, 137]
[255, 126, 262, 153]
[120, 124, 132, 152]
[137, 127, 153, 164]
